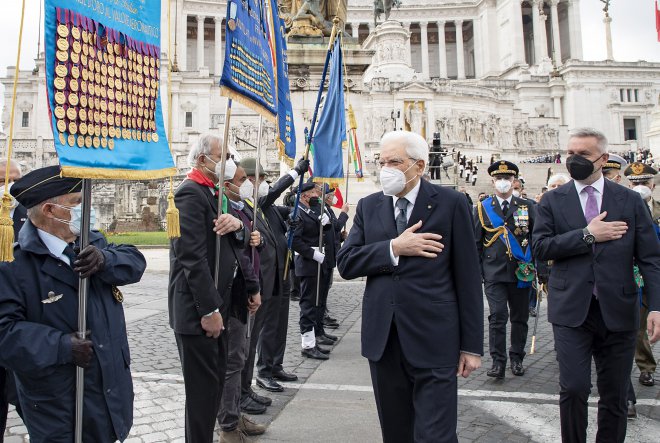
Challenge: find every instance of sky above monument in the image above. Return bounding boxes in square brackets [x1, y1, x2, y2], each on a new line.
[0, 0, 656, 121]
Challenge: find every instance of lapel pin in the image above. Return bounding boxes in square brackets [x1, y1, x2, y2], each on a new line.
[427, 205, 432, 209]
[42, 291, 64, 304]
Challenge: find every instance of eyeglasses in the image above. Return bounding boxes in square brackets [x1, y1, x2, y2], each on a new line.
[378, 157, 417, 168]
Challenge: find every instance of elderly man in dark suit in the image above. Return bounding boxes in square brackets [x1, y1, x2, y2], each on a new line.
[169, 134, 252, 443]
[337, 130, 483, 443]
[533, 128, 660, 443]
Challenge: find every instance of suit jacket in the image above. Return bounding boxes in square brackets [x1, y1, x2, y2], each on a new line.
[0, 221, 146, 442]
[532, 179, 660, 331]
[168, 179, 251, 335]
[12, 204, 27, 240]
[336, 179, 484, 368]
[474, 195, 536, 282]
[326, 203, 349, 254]
[292, 203, 334, 277]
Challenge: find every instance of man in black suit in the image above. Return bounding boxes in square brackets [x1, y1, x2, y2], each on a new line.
[337, 130, 483, 443]
[475, 161, 535, 379]
[532, 128, 660, 443]
[169, 134, 252, 443]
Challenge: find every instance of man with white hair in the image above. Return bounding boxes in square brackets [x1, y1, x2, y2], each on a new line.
[337, 130, 483, 442]
[533, 128, 660, 442]
[547, 173, 571, 190]
[169, 134, 254, 442]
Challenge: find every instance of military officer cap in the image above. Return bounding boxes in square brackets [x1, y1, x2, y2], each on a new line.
[240, 157, 266, 177]
[300, 180, 316, 192]
[488, 160, 519, 177]
[603, 153, 627, 172]
[624, 162, 657, 182]
[10, 166, 82, 208]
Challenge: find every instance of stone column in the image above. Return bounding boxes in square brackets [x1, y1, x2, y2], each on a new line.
[351, 23, 359, 39]
[567, 0, 583, 60]
[403, 22, 412, 66]
[437, 20, 447, 78]
[178, 10, 187, 71]
[455, 20, 465, 80]
[538, 8, 550, 61]
[472, 18, 483, 78]
[419, 22, 430, 78]
[553, 96, 562, 125]
[196, 15, 205, 69]
[531, 0, 542, 64]
[214, 17, 223, 76]
[550, 0, 562, 64]
[604, 13, 613, 60]
[512, 0, 526, 65]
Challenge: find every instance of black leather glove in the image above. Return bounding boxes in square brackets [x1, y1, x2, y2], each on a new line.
[294, 158, 310, 175]
[70, 333, 94, 369]
[74, 245, 105, 279]
[287, 214, 300, 229]
[538, 274, 549, 285]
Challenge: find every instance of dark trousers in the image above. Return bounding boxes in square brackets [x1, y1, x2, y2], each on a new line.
[484, 281, 529, 365]
[553, 298, 636, 443]
[257, 293, 291, 377]
[528, 286, 537, 309]
[0, 368, 7, 438]
[299, 269, 331, 337]
[241, 297, 268, 396]
[289, 266, 301, 300]
[634, 294, 656, 373]
[369, 323, 458, 443]
[175, 333, 228, 443]
[219, 317, 249, 431]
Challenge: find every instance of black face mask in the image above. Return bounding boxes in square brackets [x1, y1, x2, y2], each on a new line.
[566, 154, 603, 181]
[308, 197, 321, 207]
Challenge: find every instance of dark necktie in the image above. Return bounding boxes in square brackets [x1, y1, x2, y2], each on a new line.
[63, 243, 77, 267]
[396, 198, 409, 235]
[501, 200, 509, 214]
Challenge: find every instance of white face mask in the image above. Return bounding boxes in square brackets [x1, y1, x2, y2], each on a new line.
[239, 180, 254, 200]
[0, 183, 17, 209]
[51, 203, 97, 236]
[494, 179, 512, 194]
[203, 156, 237, 182]
[633, 185, 653, 201]
[257, 181, 269, 198]
[379, 161, 418, 197]
[512, 190, 521, 198]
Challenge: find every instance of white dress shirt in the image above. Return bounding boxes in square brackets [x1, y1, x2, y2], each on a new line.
[37, 229, 72, 266]
[495, 195, 512, 211]
[574, 175, 605, 215]
[389, 179, 422, 265]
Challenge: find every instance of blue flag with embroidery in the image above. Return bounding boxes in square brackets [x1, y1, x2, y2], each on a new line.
[273, 16, 296, 164]
[44, 0, 176, 179]
[312, 38, 345, 185]
[221, 0, 277, 121]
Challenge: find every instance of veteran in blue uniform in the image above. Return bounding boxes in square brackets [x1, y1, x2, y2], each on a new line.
[0, 166, 146, 443]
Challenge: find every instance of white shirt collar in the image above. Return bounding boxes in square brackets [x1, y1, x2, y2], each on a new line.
[495, 195, 512, 206]
[574, 175, 605, 196]
[37, 229, 70, 265]
[393, 178, 422, 208]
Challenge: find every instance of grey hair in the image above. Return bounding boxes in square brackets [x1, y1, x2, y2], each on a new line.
[547, 173, 571, 187]
[26, 196, 61, 223]
[568, 127, 609, 153]
[379, 131, 429, 165]
[0, 160, 22, 177]
[187, 134, 223, 168]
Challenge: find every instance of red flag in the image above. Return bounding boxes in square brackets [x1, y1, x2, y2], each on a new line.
[332, 187, 344, 209]
[657, 1, 660, 42]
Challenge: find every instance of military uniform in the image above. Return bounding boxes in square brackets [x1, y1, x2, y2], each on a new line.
[475, 161, 535, 378]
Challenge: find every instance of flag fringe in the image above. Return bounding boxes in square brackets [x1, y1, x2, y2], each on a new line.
[277, 138, 295, 166]
[60, 166, 179, 180]
[312, 176, 345, 189]
[220, 87, 277, 124]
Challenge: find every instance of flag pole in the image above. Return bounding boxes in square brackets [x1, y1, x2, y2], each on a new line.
[247, 115, 264, 338]
[214, 99, 233, 289]
[315, 184, 327, 308]
[284, 20, 340, 280]
[74, 179, 93, 443]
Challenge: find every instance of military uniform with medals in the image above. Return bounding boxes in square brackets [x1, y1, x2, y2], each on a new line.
[474, 161, 536, 379]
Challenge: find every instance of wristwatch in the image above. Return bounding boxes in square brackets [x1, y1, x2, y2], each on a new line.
[582, 227, 595, 246]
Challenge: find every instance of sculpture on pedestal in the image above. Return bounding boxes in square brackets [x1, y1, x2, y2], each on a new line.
[285, 0, 347, 37]
[405, 101, 426, 139]
[374, 1, 402, 25]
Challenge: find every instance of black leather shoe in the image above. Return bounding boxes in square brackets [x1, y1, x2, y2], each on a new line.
[256, 376, 284, 393]
[239, 395, 267, 415]
[511, 361, 525, 376]
[316, 335, 335, 346]
[639, 371, 655, 386]
[316, 344, 331, 354]
[272, 370, 298, 382]
[323, 332, 338, 341]
[301, 347, 329, 360]
[290, 294, 300, 302]
[487, 364, 505, 379]
[324, 314, 338, 323]
[247, 387, 272, 406]
[627, 400, 637, 419]
[323, 321, 339, 329]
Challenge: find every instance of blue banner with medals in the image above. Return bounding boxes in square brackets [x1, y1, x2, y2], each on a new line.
[44, 0, 176, 179]
[221, 0, 277, 121]
[273, 14, 296, 164]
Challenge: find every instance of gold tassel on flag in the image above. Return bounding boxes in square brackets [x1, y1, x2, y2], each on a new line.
[165, 0, 180, 239]
[0, 0, 28, 261]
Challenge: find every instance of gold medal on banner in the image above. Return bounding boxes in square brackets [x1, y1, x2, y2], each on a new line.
[121, 115, 128, 127]
[77, 135, 85, 148]
[101, 137, 107, 149]
[101, 76, 107, 88]
[107, 42, 114, 55]
[72, 41, 82, 54]
[93, 136, 100, 148]
[66, 107, 77, 121]
[100, 113, 107, 125]
[70, 52, 80, 64]
[108, 138, 115, 150]
[71, 65, 80, 79]
[138, 97, 144, 108]
[85, 135, 92, 148]
[79, 122, 87, 136]
[82, 68, 89, 81]
[69, 93, 79, 107]
[54, 77, 66, 90]
[136, 64, 143, 76]
[136, 53, 142, 65]
[80, 94, 88, 108]
[94, 97, 101, 110]
[89, 45, 96, 59]
[55, 91, 66, 105]
[146, 132, 152, 143]
[108, 65, 115, 78]
[71, 26, 81, 41]
[101, 64, 107, 77]
[56, 50, 68, 62]
[55, 64, 68, 78]
[114, 43, 121, 56]
[100, 100, 107, 112]
[69, 79, 79, 93]
[57, 24, 69, 38]
[108, 102, 115, 115]
[69, 121, 78, 135]
[94, 125, 101, 137]
[94, 84, 101, 96]
[58, 132, 66, 145]
[102, 52, 108, 64]
[95, 60, 101, 73]
[108, 126, 116, 138]
[79, 108, 87, 121]
[116, 56, 123, 69]
[152, 132, 159, 143]
[107, 115, 115, 127]
[108, 53, 115, 65]
[92, 110, 100, 123]
[82, 43, 89, 56]
[67, 134, 76, 147]
[82, 30, 89, 44]
[87, 123, 94, 136]
[54, 106, 66, 120]
[81, 80, 88, 94]
[108, 88, 115, 101]
[131, 129, 137, 140]
[156, 58, 160, 69]
[137, 107, 143, 118]
[100, 85, 107, 98]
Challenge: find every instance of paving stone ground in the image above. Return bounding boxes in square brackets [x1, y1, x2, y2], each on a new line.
[3, 256, 659, 442]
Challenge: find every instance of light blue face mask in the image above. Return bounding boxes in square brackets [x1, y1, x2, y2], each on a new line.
[52, 203, 97, 236]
